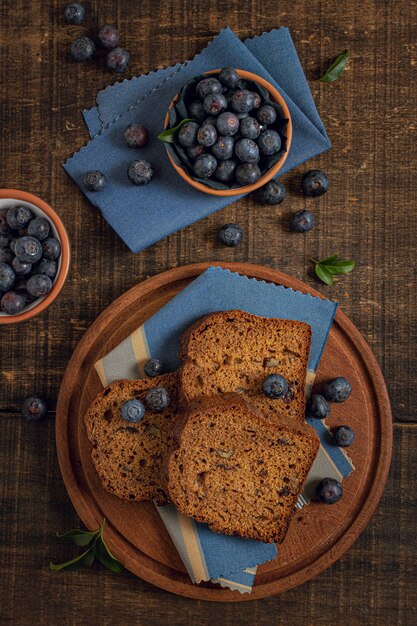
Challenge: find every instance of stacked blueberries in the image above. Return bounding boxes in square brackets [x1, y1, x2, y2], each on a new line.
[169, 68, 287, 188]
[0, 206, 61, 315]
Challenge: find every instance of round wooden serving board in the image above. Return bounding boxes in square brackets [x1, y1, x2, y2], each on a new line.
[56, 262, 392, 601]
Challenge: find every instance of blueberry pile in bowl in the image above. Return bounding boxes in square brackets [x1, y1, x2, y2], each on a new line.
[161, 68, 290, 193]
[0, 205, 62, 316]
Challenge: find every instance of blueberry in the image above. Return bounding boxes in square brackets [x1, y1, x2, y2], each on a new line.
[42, 237, 61, 260]
[27, 274, 52, 298]
[203, 93, 227, 116]
[219, 223, 242, 247]
[64, 3, 85, 24]
[21, 396, 48, 422]
[212, 136, 234, 160]
[1, 291, 26, 315]
[252, 92, 262, 109]
[12, 257, 32, 276]
[1, 263, 15, 291]
[144, 358, 163, 378]
[216, 112, 239, 136]
[37, 258, 57, 279]
[0, 249, 13, 264]
[145, 387, 170, 412]
[253, 180, 286, 205]
[106, 47, 130, 73]
[84, 170, 106, 192]
[121, 398, 145, 423]
[178, 121, 199, 147]
[123, 124, 149, 148]
[306, 394, 330, 419]
[235, 138, 260, 163]
[186, 144, 206, 160]
[197, 124, 217, 147]
[15, 236, 43, 263]
[128, 160, 154, 185]
[332, 425, 355, 447]
[218, 67, 240, 89]
[27, 217, 50, 241]
[257, 129, 282, 155]
[323, 377, 352, 402]
[301, 169, 329, 197]
[98, 24, 120, 48]
[240, 116, 261, 139]
[263, 374, 289, 399]
[257, 105, 277, 125]
[71, 36, 95, 61]
[7, 206, 33, 230]
[231, 90, 255, 114]
[291, 210, 315, 233]
[215, 159, 237, 183]
[192, 154, 217, 179]
[235, 163, 261, 185]
[316, 477, 343, 504]
[188, 100, 206, 123]
[196, 77, 222, 99]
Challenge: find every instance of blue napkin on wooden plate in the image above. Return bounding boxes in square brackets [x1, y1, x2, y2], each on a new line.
[65, 28, 330, 253]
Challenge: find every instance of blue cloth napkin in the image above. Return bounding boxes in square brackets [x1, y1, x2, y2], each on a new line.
[65, 28, 330, 253]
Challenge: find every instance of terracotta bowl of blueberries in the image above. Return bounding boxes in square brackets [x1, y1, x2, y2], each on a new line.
[0, 190, 70, 324]
[161, 68, 293, 196]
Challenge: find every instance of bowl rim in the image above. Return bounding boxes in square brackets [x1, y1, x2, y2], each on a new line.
[0, 189, 70, 324]
[163, 68, 293, 196]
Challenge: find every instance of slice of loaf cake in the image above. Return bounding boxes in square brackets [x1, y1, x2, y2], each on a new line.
[165, 393, 320, 543]
[179, 310, 312, 422]
[85, 372, 178, 504]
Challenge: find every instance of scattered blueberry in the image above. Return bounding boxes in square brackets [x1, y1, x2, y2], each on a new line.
[123, 123, 149, 148]
[219, 223, 242, 247]
[257, 129, 282, 155]
[231, 89, 255, 114]
[14, 236, 43, 263]
[27, 274, 52, 298]
[316, 477, 343, 504]
[37, 258, 57, 279]
[145, 387, 171, 412]
[291, 210, 315, 233]
[215, 159, 237, 183]
[219, 67, 240, 89]
[332, 425, 355, 447]
[71, 36, 95, 61]
[203, 93, 227, 116]
[106, 47, 130, 73]
[301, 169, 329, 197]
[42, 237, 61, 260]
[7, 206, 32, 230]
[306, 394, 330, 419]
[144, 358, 163, 378]
[186, 144, 206, 159]
[64, 3, 85, 24]
[257, 105, 277, 125]
[192, 154, 217, 179]
[212, 136, 235, 160]
[84, 170, 106, 192]
[240, 116, 261, 139]
[188, 100, 206, 123]
[178, 121, 199, 147]
[216, 112, 239, 136]
[263, 374, 289, 399]
[197, 124, 217, 147]
[27, 217, 50, 241]
[0, 263, 15, 292]
[235, 138, 260, 163]
[21, 396, 48, 422]
[196, 77, 223, 99]
[235, 163, 261, 185]
[323, 377, 352, 403]
[253, 180, 286, 205]
[128, 159, 154, 185]
[1, 291, 25, 315]
[12, 257, 32, 276]
[121, 399, 145, 423]
[98, 24, 120, 48]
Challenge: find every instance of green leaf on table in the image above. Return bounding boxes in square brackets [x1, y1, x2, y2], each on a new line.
[315, 264, 334, 285]
[325, 260, 356, 274]
[319, 50, 350, 83]
[158, 118, 194, 143]
[56, 529, 99, 547]
[311, 253, 355, 285]
[49, 546, 95, 572]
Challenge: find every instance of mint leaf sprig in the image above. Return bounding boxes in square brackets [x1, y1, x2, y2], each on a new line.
[49, 519, 123, 574]
[311, 253, 355, 286]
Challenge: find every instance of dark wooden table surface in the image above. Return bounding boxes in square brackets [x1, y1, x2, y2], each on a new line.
[1, 0, 416, 624]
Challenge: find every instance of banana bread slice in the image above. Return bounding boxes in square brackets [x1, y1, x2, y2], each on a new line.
[179, 310, 312, 422]
[85, 372, 178, 504]
[165, 393, 320, 543]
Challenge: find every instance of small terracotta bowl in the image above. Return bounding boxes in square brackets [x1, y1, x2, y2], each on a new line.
[0, 189, 70, 324]
[163, 69, 293, 196]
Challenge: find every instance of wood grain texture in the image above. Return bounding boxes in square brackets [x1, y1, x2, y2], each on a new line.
[0, 0, 416, 622]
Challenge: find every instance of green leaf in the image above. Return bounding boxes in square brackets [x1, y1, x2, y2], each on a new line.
[319, 50, 350, 83]
[49, 546, 95, 572]
[158, 118, 194, 143]
[325, 260, 356, 274]
[56, 529, 98, 547]
[315, 264, 334, 285]
[94, 539, 123, 574]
